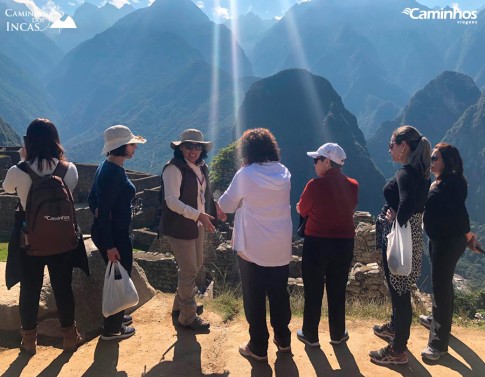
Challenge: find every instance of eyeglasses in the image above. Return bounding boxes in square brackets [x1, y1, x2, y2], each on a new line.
[388, 141, 396, 150]
[183, 143, 203, 151]
[431, 155, 439, 162]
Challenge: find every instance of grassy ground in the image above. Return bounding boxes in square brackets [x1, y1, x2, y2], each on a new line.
[207, 285, 485, 330]
[0, 235, 8, 262]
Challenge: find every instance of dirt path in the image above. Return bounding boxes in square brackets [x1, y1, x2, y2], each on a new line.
[1, 293, 484, 377]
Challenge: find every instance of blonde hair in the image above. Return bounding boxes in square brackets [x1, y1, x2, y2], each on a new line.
[393, 125, 431, 179]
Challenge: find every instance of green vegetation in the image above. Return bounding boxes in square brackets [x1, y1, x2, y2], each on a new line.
[456, 222, 485, 290]
[208, 142, 239, 193]
[0, 242, 7, 262]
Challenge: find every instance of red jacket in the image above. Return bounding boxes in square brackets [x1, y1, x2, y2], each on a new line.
[298, 168, 358, 238]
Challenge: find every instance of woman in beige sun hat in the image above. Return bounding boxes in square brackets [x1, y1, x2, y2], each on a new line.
[88, 125, 145, 341]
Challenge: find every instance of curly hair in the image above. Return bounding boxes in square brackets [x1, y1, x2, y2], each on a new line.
[239, 128, 280, 166]
[24, 118, 65, 172]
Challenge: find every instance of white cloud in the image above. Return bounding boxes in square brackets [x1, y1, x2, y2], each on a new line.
[274, 15, 282, 21]
[213, 6, 230, 19]
[13, 0, 63, 22]
[298, 0, 312, 3]
[109, 0, 130, 8]
[195, 1, 204, 9]
[50, 15, 77, 28]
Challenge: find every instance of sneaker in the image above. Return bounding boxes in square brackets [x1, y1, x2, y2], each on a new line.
[273, 338, 291, 353]
[239, 342, 268, 362]
[421, 345, 447, 361]
[296, 329, 320, 347]
[122, 315, 133, 326]
[419, 314, 432, 329]
[373, 322, 395, 342]
[101, 326, 136, 341]
[172, 304, 204, 318]
[370, 345, 408, 365]
[181, 316, 210, 330]
[330, 331, 349, 345]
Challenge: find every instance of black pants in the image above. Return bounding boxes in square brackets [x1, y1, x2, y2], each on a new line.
[92, 223, 133, 334]
[19, 251, 75, 330]
[238, 256, 291, 357]
[428, 236, 466, 351]
[381, 247, 412, 353]
[302, 237, 354, 342]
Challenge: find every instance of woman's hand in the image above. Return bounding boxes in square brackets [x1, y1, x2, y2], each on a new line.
[385, 208, 397, 224]
[107, 247, 120, 262]
[296, 203, 300, 214]
[466, 232, 481, 253]
[215, 202, 227, 222]
[198, 212, 216, 233]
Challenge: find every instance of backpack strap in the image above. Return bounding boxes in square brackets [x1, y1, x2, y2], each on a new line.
[17, 161, 40, 182]
[52, 160, 69, 179]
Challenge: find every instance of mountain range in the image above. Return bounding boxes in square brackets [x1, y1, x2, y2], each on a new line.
[0, 116, 21, 146]
[235, 68, 386, 216]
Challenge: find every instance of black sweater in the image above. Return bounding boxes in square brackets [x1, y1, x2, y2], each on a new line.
[383, 164, 431, 226]
[424, 174, 470, 240]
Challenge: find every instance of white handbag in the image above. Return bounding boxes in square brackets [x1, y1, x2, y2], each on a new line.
[386, 220, 412, 276]
[102, 261, 139, 317]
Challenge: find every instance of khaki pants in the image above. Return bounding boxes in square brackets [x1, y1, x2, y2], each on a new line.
[167, 225, 205, 325]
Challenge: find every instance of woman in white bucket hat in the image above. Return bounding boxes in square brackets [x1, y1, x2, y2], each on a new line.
[88, 125, 145, 341]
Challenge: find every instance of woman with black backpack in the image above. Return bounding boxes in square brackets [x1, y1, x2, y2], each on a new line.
[3, 118, 82, 355]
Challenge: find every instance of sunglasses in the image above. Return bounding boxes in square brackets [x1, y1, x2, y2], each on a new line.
[388, 141, 395, 150]
[431, 154, 439, 162]
[183, 143, 203, 151]
[313, 157, 324, 165]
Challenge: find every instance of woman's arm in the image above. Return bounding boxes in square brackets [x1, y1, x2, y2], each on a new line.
[218, 169, 245, 214]
[297, 180, 315, 218]
[396, 167, 417, 226]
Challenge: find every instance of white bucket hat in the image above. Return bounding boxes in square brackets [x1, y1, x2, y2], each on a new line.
[101, 125, 146, 155]
[170, 129, 213, 152]
[307, 142, 346, 165]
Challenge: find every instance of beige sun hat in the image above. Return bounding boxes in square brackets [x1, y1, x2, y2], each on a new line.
[101, 125, 146, 155]
[170, 129, 213, 152]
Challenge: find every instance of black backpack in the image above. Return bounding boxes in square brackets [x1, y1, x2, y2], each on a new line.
[17, 161, 78, 256]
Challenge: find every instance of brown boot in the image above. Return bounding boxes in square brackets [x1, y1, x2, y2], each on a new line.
[61, 323, 83, 352]
[20, 327, 37, 355]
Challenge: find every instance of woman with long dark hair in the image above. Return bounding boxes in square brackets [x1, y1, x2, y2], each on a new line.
[3, 118, 81, 355]
[218, 128, 293, 361]
[420, 143, 480, 361]
[89, 124, 146, 341]
[371, 125, 431, 365]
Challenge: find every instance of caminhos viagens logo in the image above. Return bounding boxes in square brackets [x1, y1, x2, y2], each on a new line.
[402, 4, 478, 24]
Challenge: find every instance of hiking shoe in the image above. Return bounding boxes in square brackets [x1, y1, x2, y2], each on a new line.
[419, 314, 432, 329]
[296, 329, 320, 347]
[101, 326, 136, 341]
[421, 345, 447, 361]
[330, 331, 349, 345]
[273, 338, 291, 353]
[373, 322, 395, 342]
[172, 304, 204, 318]
[239, 342, 268, 362]
[122, 314, 133, 326]
[181, 316, 210, 330]
[370, 345, 408, 365]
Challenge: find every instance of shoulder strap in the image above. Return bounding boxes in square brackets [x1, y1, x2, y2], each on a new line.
[17, 161, 40, 182]
[52, 160, 69, 179]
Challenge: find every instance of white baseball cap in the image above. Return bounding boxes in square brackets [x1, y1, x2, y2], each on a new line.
[307, 143, 346, 165]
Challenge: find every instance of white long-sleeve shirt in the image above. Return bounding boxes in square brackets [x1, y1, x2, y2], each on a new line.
[3, 158, 78, 209]
[218, 162, 293, 267]
[162, 160, 207, 223]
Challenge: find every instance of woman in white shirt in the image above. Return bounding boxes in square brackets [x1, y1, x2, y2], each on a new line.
[218, 128, 293, 362]
[2, 118, 81, 355]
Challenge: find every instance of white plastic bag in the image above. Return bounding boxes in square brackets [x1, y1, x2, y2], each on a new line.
[102, 261, 139, 317]
[386, 220, 412, 276]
